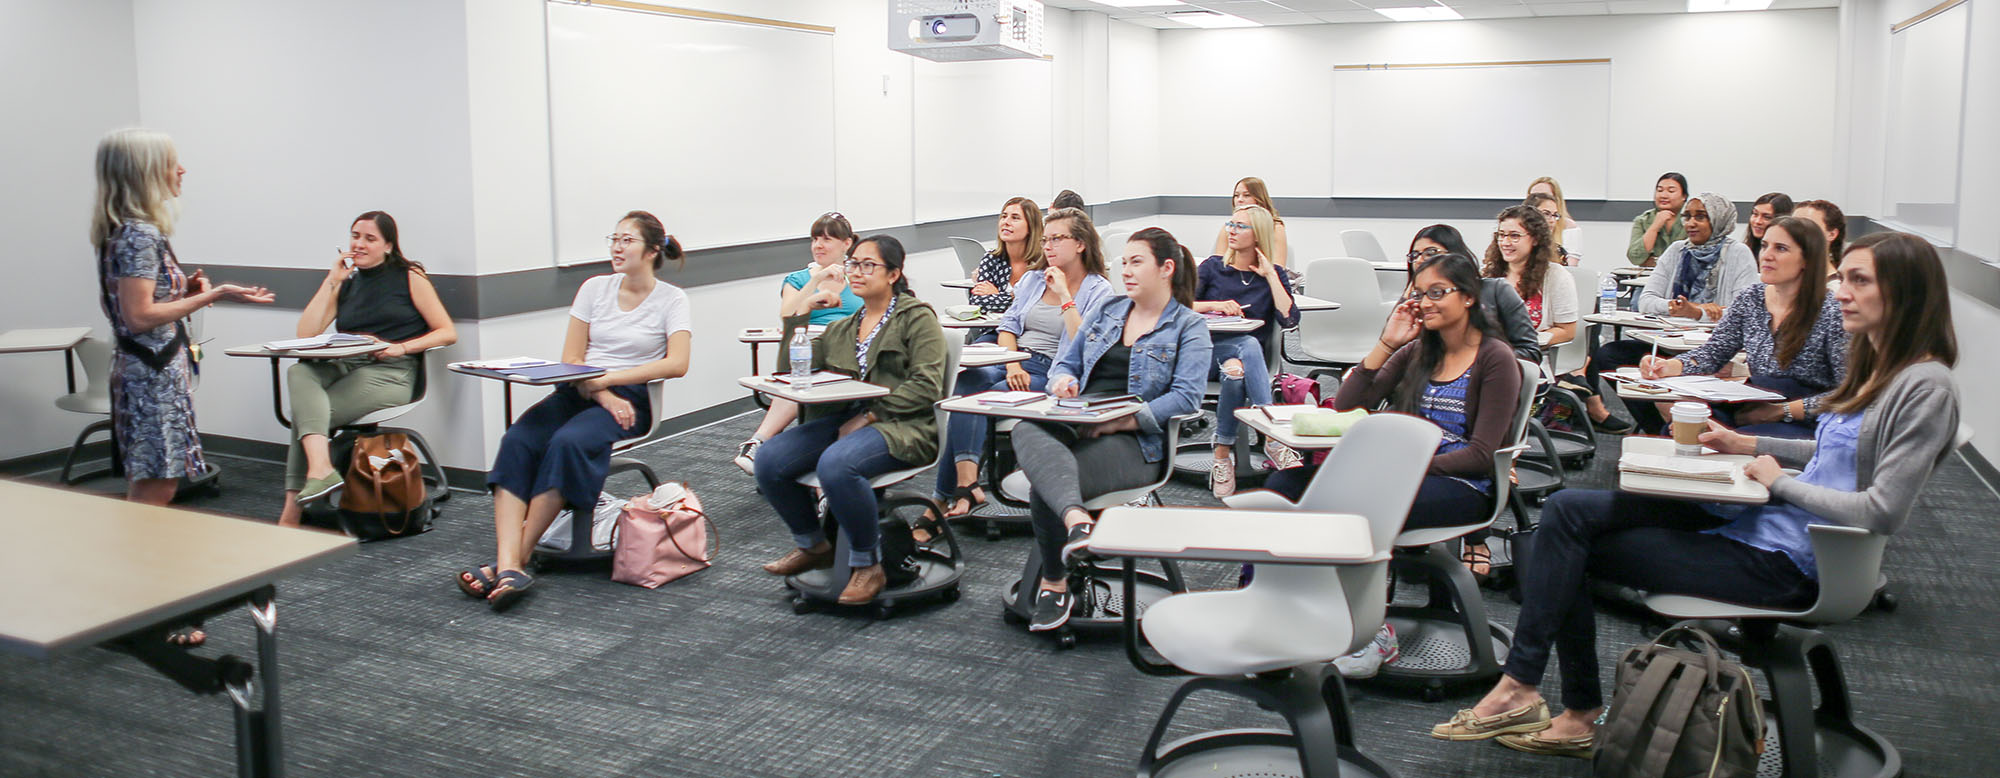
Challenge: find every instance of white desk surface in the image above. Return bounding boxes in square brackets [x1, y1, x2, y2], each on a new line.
[1632, 330, 1706, 353]
[940, 279, 976, 290]
[958, 347, 1032, 368]
[1233, 406, 1344, 451]
[739, 374, 890, 404]
[1617, 436, 1769, 505]
[0, 327, 91, 354]
[1087, 505, 1379, 565]
[1580, 311, 1714, 331]
[940, 315, 1005, 329]
[1370, 261, 1407, 273]
[447, 362, 605, 386]
[225, 341, 389, 360]
[0, 481, 356, 659]
[1203, 316, 1265, 334]
[1619, 277, 1649, 289]
[1292, 295, 1341, 312]
[737, 326, 825, 344]
[938, 391, 1143, 423]
[1610, 266, 1652, 278]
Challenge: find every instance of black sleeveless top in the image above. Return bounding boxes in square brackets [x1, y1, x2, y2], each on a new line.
[336, 264, 428, 342]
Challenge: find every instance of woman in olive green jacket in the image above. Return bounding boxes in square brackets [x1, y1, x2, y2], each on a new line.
[754, 235, 949, 604]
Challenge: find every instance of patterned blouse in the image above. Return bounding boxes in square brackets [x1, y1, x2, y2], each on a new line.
[1677, 285, 1848, 414]
[1420, 370, 1493, 494]
[968, 251, 1026, 314]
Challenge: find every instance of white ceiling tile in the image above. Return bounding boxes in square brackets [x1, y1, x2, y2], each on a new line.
[1311, 8, 1397, 20]
[1530, 1, 1610, 15]
[1605, 0, 1682, 13]
[1767, 0, 1837, 7]
[1266, 0, 1368, 11]
[1452, 5, 1536, 17]
[1439, 0, 1528, 5]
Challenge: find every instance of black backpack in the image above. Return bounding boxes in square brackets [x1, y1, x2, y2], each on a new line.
[876, 517, 922, 587]
[1594, 625, 1765, 778]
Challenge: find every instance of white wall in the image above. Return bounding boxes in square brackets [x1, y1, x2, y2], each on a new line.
[1154, 10, 1840, 204]
[0, 0, 139, 460]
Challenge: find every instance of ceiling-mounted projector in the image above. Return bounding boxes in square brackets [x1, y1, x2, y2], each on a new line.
[889, 0, 1045, 62]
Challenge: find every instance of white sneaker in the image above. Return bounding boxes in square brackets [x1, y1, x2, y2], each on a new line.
[734, 439, 760, 475]
[1333, 624, 1400, 680]
[1264, 438, 1303, 470]
[1210, 458, 1237, 498]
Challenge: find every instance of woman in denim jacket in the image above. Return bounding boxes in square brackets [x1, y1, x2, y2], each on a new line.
[1013, 227, 1213, 633]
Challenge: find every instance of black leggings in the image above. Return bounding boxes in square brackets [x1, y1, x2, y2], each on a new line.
[1586, 339, 1663, 432]
[1012, 421, 1157, 582]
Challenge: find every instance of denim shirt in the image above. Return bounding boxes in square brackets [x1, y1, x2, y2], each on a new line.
[1050, 296, 1213, 463]
[1708, 410, 1864, 581]
[999, 270, 1113, 357]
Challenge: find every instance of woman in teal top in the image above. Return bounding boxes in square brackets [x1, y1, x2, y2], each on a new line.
[735, 213, 862, 473]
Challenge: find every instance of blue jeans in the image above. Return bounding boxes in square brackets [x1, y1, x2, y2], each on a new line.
[753, 414, 919, 568]
[1209, 334, 1272, 446]
[933, 352, 1053, 499]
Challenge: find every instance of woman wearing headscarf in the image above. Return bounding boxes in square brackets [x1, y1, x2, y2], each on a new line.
[1580, 192, 1756, 433]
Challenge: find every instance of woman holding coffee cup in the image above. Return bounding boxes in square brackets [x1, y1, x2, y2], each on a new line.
[1636, 216, 1848, 439]
[1431, 231, 1961, 760]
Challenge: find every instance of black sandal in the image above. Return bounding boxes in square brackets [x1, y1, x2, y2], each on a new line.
[456, 565, 499, 599]
[1462, 543, 1494, 585]
[487, 570, 534, 612]
[165, 624, 206, 647]
[942, 485, 985, 518]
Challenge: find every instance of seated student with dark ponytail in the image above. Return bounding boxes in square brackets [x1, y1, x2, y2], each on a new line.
[1254, 253, 1524, 678]
[457, 211, 692, 611]
[1435, 231, 1960, 759]
[754, 236, 949, 606]
[1016, 227, 1211, 633]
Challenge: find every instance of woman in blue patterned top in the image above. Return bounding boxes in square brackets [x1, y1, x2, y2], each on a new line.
[1639, 216, 1847, 438]
[1435, 232, 1960, 761]
[966, 197, 1045, 315]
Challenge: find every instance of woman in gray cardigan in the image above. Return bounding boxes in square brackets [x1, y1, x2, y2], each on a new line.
[1429, 231, 1961, 759]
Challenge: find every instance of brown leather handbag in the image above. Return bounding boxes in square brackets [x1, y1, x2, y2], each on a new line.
[340, 432, 429, 537]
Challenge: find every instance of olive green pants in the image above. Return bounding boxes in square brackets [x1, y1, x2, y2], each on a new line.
[284, 355, 417, 490]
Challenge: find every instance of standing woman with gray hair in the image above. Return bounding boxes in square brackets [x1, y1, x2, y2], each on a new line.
[1581, 192, 1756, 433]
[93, 129, 274, 508]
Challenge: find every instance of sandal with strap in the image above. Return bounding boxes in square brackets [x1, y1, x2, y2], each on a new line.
[456, 565, 499, 599]
[942, 485, 985, 518]
[487, 570, 534, 612]
[1462, 542, 1494, 585]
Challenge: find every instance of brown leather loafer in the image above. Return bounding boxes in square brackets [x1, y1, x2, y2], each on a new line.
[762, 546, 834, 576]
[1496, 731, 1595, 758]
[837, 564, 887, 604]
[1430, 700, 1551, 741]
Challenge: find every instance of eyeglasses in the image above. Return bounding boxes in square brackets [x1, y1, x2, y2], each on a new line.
[1493, 231, 1528, 244]
[1411, 286, 1459, 301]
[1041, 234, 1076, 247]
[605, 234, 642, 248]
[841, 259, 885, 275]
[1681, 211, 1709, 222]
[1537, 210, 1561, 223]
[1224, 221, 1251, 232]
[1406, 247, 1446, 261]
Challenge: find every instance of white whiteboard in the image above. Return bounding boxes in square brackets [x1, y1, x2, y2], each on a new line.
[545, 3, 836, 261]
[911, 57, 1054, 224]
[1883, 3, 1968, 245]
[1330, 62, 1611, 199]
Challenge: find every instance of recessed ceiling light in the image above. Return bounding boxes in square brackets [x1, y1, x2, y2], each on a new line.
[1167, 10, 1260, 27]
[1375, 5, 1463, 22]
[1095, 0, 1185, 7]
[1687, 0, 1773, 11]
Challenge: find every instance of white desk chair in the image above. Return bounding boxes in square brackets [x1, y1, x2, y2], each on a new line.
[56, 337, 116, 484]
[1282, 258, 1394, 385]
[535, 378, 668, 564]
[947, 237, 987, 277]
[1340, 229, 1389, 264]
[1114, 414, 1439, 778]
[1377, 358, 1538, 699]
[786, 328, 967, 618]
[333, 354, 450, 498]
[1099, 229, 1131, 264]
[1645, 524, 1900, 778]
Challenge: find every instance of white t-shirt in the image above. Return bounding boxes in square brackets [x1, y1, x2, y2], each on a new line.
[1530, 262, 1579, 332]
[568, 274, 693, 369]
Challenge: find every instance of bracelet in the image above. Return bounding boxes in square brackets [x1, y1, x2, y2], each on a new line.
[1060, 301, 1076, 312]
[1781, 401, 1796, 423]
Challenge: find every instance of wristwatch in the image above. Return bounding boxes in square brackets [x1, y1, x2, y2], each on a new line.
[1781, 402, 1796, 423]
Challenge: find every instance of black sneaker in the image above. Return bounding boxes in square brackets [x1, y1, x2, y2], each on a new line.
[1059, 523, 1096, 566]
[1028, 587, 1073, 632]
[1595, 415, 1635, 434]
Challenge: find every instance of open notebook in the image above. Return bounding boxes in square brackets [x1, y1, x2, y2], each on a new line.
[1618, 452, 1738, 484]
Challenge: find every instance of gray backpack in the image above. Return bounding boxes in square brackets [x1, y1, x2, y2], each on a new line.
[1594, 625, 1765, 778]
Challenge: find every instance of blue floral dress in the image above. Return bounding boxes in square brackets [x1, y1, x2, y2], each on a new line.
[98, 222, 206, 480]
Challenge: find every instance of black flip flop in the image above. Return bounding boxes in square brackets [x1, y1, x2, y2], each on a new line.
[456, 565, 499, 599]
[487, 570, 534, 612]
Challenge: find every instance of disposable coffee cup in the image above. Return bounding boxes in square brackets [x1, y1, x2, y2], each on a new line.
[1670, 402, 1710, 456]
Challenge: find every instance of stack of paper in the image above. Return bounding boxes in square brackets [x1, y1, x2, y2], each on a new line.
[976, 390, 1045, 407]
[266, 332, 373, 350]
[773, 371, 851, 387]
[455, 357, 556, 370]
[1618, 453, 1737, 483]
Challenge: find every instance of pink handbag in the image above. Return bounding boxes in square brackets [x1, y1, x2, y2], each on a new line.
[611, 483, 717, 588]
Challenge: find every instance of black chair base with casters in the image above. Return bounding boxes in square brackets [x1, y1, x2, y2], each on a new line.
[998, 539, 1185, 650]
[1377, 541, 1512, 701]
[1137, 667, 1396, 778]
[785, 492, 964, 620]
[532, 456, 661, 566]
[962, 420, 1034, 541]
[1676, 619, 1901, 778]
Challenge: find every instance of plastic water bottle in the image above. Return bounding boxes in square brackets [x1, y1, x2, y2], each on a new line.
[1598, 274, 1619, 315]
[788, 329, 813, 390]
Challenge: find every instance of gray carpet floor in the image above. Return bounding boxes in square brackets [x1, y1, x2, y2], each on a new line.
[4, 406, 1999, 777]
